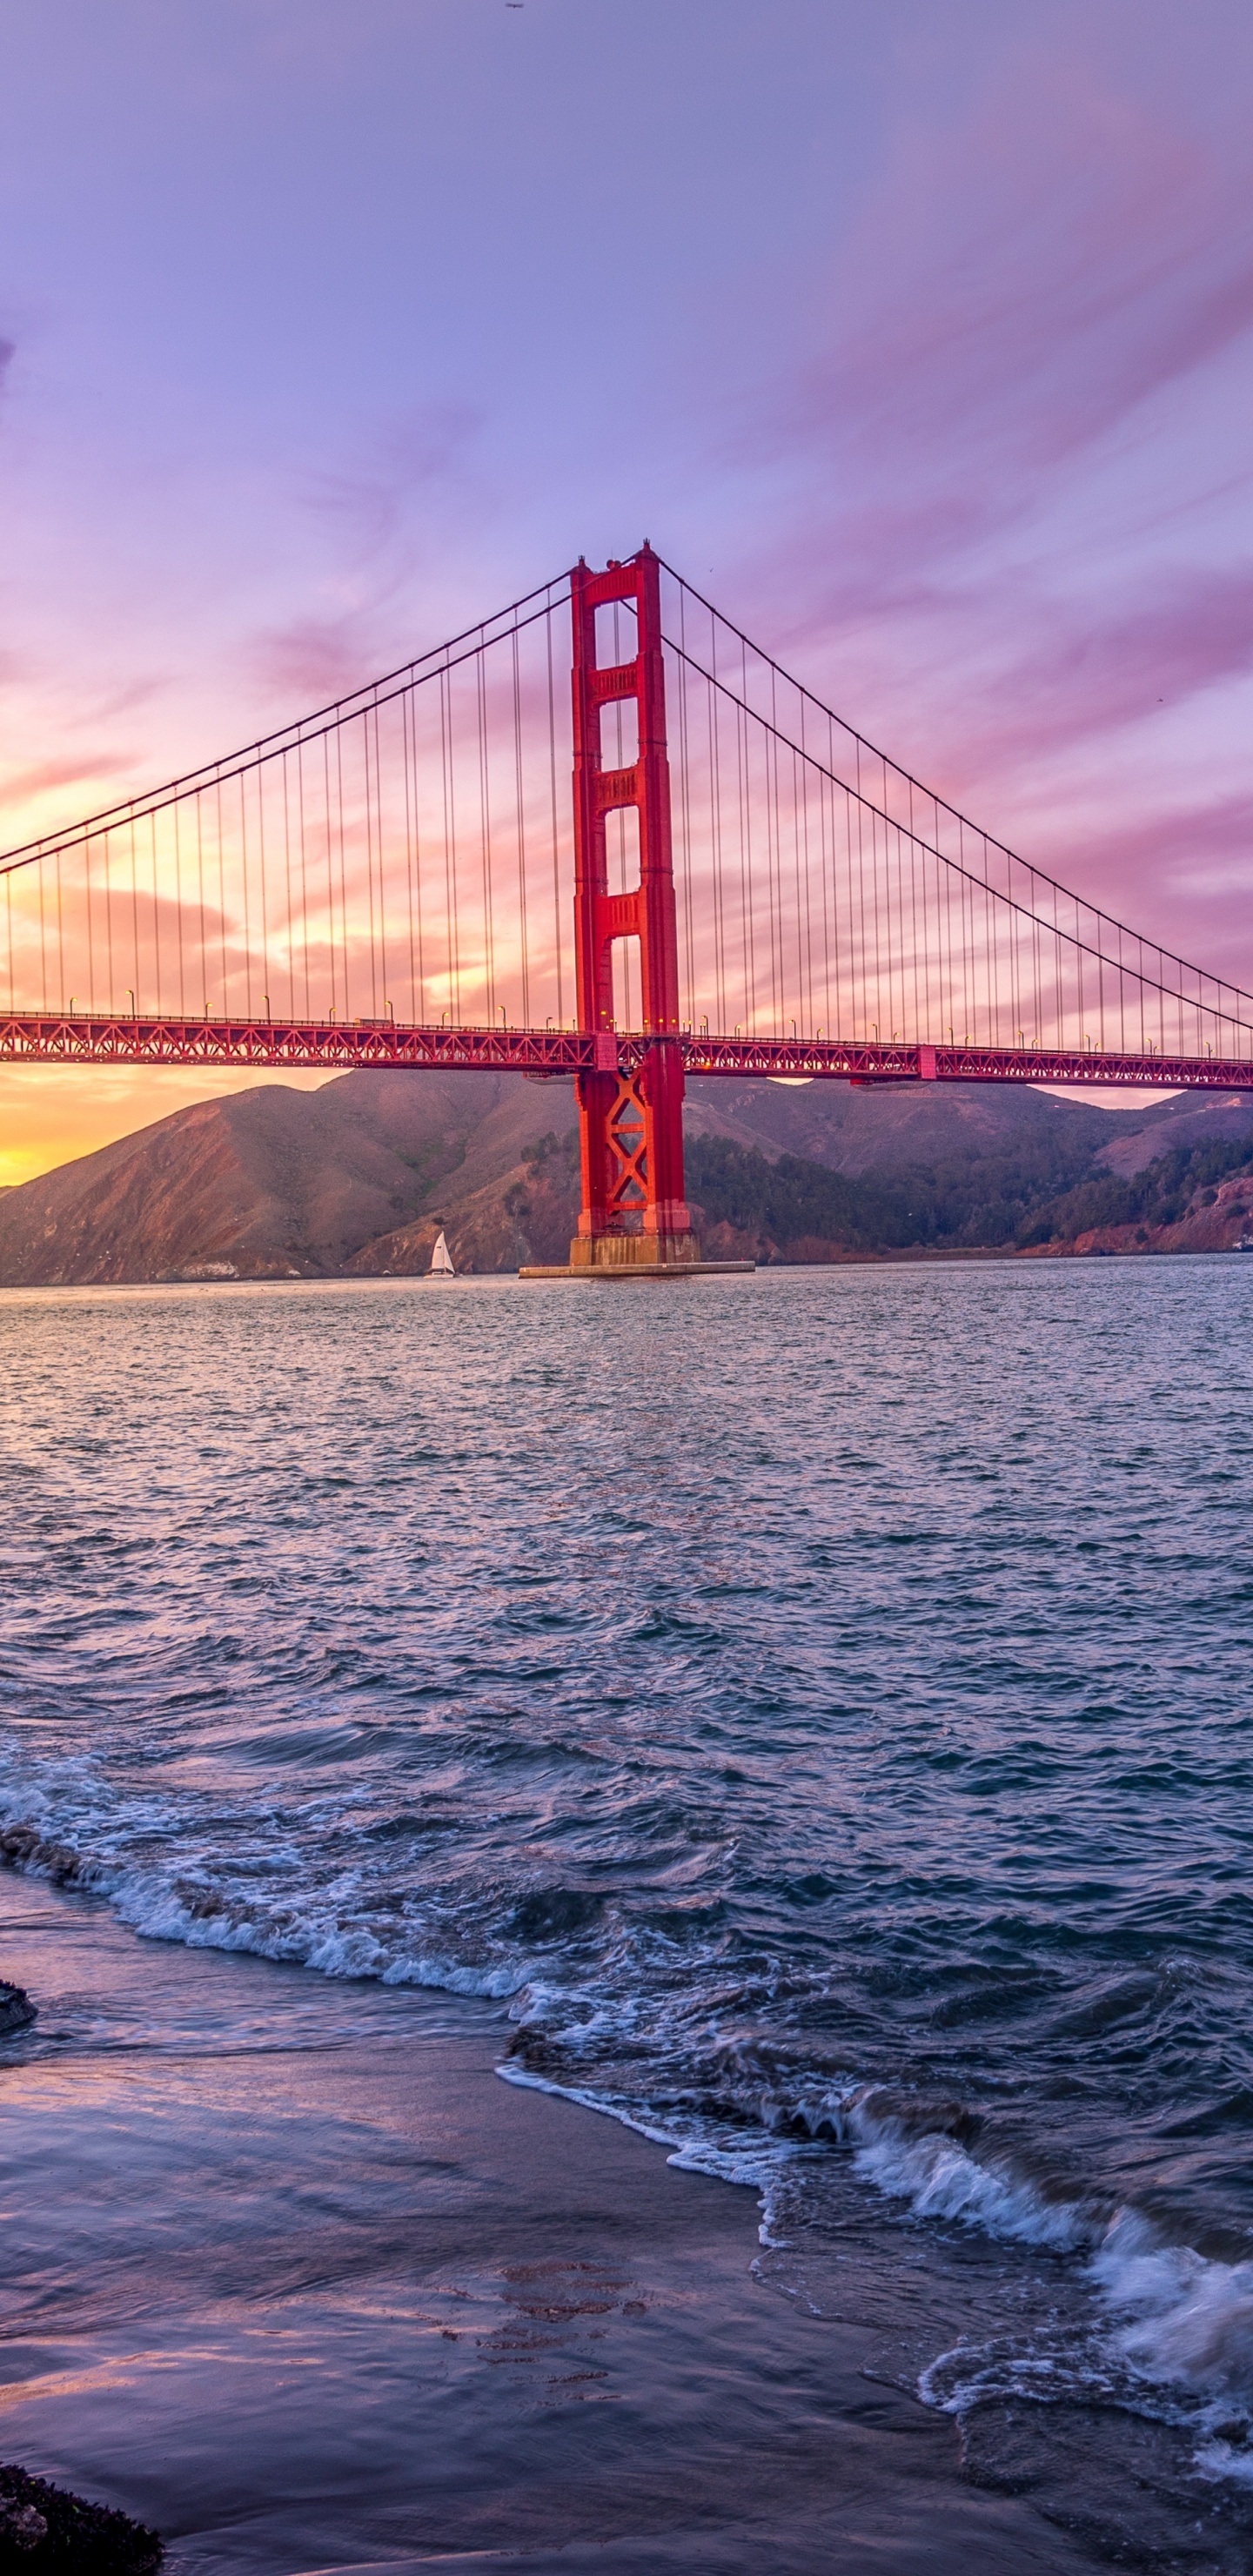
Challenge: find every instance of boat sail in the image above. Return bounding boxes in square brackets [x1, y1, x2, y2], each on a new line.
[428, 1230, 455, 1278]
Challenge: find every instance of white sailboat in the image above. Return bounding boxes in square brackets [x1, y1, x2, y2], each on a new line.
[427, 1229, 455, 1278]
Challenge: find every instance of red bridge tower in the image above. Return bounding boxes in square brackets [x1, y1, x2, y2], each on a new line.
[564, 547, 701, 1274]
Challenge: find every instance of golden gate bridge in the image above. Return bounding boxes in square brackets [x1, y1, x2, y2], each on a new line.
[2, 546, 1250, 1273]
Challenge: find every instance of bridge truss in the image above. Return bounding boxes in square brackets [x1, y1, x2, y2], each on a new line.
[0, 1016, 1245, 1097]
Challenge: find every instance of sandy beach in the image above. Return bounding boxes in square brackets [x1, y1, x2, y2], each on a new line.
[0, 1869, 1095, 2575]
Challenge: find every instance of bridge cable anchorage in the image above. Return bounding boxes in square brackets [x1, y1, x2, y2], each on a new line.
[1, 551, 1250, 1174]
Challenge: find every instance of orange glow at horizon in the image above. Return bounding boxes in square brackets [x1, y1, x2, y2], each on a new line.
[0, 1063, 331, 1192]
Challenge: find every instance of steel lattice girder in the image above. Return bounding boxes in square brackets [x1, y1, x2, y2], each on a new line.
[2, 1016, 1251, 1090]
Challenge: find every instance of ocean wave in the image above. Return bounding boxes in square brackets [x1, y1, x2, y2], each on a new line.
[0, 1807, 527, 2002]
[497, 2063, 801, 2201]
[1094, 2212, 1253, 2381]
[5, 1776, 1253, 2488]
[840, 2083, 1097, 2250]
[921, 2204, 1253, 2486]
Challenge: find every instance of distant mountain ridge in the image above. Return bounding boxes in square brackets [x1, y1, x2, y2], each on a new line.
[1, 1070, 1251, 1284]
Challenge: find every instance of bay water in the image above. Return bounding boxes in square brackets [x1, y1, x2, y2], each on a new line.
[3, 1258, 1252, 2567]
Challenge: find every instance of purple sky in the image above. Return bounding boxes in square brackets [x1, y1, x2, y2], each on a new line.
[1, 0, 1250, 1177]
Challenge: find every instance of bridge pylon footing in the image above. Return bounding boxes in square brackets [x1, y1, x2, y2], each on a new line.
[519, 1231, 754, 1281]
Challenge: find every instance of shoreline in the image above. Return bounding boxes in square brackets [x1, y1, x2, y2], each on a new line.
[3, 1238, 1251, 1302]
[0, 1868, 1093, 2574]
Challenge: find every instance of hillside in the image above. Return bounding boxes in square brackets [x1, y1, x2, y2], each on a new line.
[0, 1072, 577, 1285]
[683, 1073, 1115, 1174]
[1022, 1121, 1253, 1258]
[0, 1070, 1250, 1283]
[682, 1117, 1253, 1264]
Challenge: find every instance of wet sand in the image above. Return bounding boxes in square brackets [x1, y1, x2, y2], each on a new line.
[0, 1872, 1093, 2573]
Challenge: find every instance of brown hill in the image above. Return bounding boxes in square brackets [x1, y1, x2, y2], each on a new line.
[681, 1073, 1117, 1171]
[348, 1139, 580, 1277]
[0, 1071, 579, 1285]
[1087, 1087, 1253, 1177]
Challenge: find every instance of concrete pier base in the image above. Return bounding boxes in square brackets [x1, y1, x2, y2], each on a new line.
[519, 1231, 754, 1281]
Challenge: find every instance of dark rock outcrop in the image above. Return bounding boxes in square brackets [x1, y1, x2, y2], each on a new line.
[0, 1982, 35, 2037]
[0, 2465, 161, 2571]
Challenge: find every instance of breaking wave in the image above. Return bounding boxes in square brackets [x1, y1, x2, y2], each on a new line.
[6, 1774, 1252, 2490]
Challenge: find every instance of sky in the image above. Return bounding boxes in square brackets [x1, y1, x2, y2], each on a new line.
[1, 0, 1250, 1183]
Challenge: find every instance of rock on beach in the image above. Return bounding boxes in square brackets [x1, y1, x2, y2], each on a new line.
[0, 1982, 37, 2038]
[0, 2465, 162, 2571]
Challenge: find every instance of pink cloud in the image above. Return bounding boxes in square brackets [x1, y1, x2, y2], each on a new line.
[247, 613, 385, 710]
[303, 402, 483, 558]
[0, 752, 137, 843]
[956, 570, 1253, 770]
[694, 37, 1253, 993]
[1042, 793, 1253, 933]
[730, 51, 1253, 628]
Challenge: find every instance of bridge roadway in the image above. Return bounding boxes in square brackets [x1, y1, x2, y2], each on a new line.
[1, 1014, 1251, 1093]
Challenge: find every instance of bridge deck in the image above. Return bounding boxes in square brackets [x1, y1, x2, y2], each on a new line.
[1, 1016, 1250, 1091]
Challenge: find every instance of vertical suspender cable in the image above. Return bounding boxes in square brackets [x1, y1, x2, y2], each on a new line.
[673, 614, 696, 1030]
[173, 797, 184, 1019]
[335, 726, 351, 1021]
[734, 678, 751, 1035]
[402, 685, 419, 1022]
[362, 712, 378, 1019]
[767, 681, 781, 1033]
[478, 644, 495, 1025]
[440, 667, 460, 1023]
[707, 628, 726, 1032]
[258, 762, 270, 1016]
[104, 825, 116, 1013]
[375, 703, 388, 1018]
[413, 687, 427, 1017]
[37, 848, 46, 1011]
[129, 815, 140, 1011]
[295, 746, 310, 1018]
[86, 837, 97, 1015]
[853, 748, 868, 1041]
[280, 753, 293, 1017]
[215, 775, 227, 1011]
[195, 796, 206, 1016]
[512, 630, 529, 1030]
[991, 839, 1002, 1046]
[239, 775, 251, 1017]
[151, 811, 162, 1016]
[322, 736, 336, 1021]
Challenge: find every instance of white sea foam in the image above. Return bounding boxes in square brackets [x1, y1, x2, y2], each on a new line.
[762, 2080, 1253, 2490]
[840, 2085, 1095, 2252]
[0, 1792, 527, 2001]
[1094, 2210, 1253, 2414]
[1196, 2438, 1253, 2486]
[496, 2061, 800, 2241]
[918, 2203, 1253, 2489]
